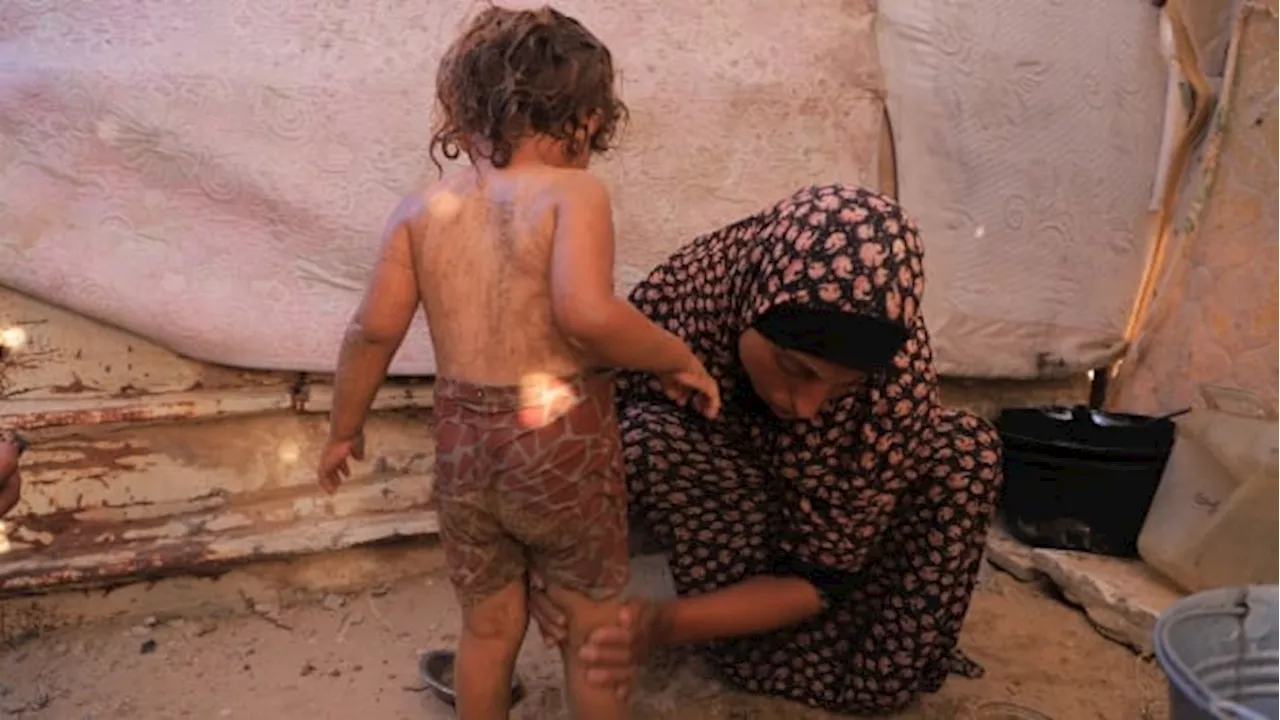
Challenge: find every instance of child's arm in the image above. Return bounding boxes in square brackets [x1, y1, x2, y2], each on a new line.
[549, 173, 700, 375]
[327, 203, 421, 445]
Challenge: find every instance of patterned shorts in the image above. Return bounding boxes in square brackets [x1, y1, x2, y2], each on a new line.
[433, 371, 629, 608]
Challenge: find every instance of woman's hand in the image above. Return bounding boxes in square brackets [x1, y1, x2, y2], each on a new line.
[579, 601, 662, 687]
[528, 572, 664, 690]
[529, 571, 569, 648]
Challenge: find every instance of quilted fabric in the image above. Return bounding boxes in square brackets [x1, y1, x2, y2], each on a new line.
[878, 0, 1168, 377]
[0, 0, 881, 375]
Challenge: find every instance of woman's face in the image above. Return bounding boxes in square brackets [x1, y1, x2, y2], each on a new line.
[738, 328, 867, 421]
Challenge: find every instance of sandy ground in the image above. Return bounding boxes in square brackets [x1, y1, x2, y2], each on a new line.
[0, 550, 1169, 720]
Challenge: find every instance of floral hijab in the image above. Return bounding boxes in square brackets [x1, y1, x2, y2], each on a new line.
[621, 184, 942, 574]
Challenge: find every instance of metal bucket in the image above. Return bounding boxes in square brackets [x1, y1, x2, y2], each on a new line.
[1154, 585, 1279, 720]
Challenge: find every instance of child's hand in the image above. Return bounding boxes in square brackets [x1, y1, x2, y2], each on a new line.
[317, 431, 366, 494]
[659, 358, 721, 420]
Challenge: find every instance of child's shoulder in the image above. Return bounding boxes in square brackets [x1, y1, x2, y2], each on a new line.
[527, 167, 611, 212]
[396, 168, 608, 227]
[419, 173, 470, 215]
[539, 166, 605, 192]
[487, 166, 611, 219]
[391, 173, 474, 231]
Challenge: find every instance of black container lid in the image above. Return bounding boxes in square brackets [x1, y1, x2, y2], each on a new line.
[996, 406, 1177, 462]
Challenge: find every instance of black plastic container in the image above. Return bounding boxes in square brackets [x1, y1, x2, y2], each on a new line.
[995, 405, 1177, 557]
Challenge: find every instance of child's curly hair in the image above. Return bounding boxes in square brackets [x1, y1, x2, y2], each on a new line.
[430, 5, 628, 171]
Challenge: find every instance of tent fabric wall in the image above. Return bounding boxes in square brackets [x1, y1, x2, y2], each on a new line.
[0, 1, 882, 376]
[877, 0, 1170, 378]
[1112, 0, 1279, 415]
[2, 1, 1199, 382]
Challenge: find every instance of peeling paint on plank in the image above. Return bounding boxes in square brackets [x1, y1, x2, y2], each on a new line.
[0, 476, 438, 595]
[3, 383, 435, 432]
[0, 509, 440, 596]
[0, 409, 436, 595]
[2, 388, 296, 431]
[298, 383, 435, 413]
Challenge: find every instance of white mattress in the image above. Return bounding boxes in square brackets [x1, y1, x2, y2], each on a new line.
[877, 0, 1169, 378]
[0, 0, 881, 375]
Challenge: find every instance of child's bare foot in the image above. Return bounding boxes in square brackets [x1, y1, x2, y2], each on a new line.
[0, 430, 28, 518]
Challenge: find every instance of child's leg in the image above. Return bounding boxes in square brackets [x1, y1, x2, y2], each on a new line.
[546, 585, 629, 720]
[455, 577, 529, 720]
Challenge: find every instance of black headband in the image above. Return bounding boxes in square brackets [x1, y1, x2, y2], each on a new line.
[753, 305, 910, 373]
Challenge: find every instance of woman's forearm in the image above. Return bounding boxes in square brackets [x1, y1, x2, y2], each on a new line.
[655, 576, 824, 646]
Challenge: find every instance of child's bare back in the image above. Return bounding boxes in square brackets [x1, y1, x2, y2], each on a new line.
[412, 166, 594, 386]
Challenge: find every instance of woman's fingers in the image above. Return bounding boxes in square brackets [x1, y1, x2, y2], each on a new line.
[586, 665, 635, 687]
[578, 625, 634, 665]
[529, 587, 568, 647]
[577, 599, 659, 688]
[527, 570, 568, 647]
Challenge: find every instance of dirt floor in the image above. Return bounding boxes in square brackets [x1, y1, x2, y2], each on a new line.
[0, 547, 1169, 720]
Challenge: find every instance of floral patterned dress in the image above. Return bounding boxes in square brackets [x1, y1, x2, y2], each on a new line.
[617, 184, 1004, 714]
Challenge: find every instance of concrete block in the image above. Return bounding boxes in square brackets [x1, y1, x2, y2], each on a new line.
[985, 524, 1184, 654]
